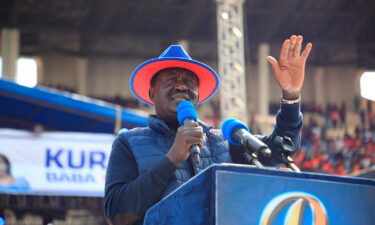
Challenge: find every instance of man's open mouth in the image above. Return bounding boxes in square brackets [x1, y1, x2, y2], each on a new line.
[173, 97, 189, 101]
[171, 94, 190, 101]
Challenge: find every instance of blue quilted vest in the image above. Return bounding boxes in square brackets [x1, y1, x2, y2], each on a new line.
[120, 116, 232, 197]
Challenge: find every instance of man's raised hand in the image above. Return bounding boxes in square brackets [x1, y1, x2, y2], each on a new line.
[267, 35, 312, 100]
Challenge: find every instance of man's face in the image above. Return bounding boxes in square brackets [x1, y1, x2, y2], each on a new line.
[149, 68, 199, 121]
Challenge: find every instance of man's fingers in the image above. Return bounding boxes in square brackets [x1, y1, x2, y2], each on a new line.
[183, 136, 203, 152]
[178, 125, 203, 137]
[184, 122, 200, 127]
[181, 125, 202, 132]
[293, 35, 303, 57]
[179, 123, 202, 132]
[288, 35, 297, 57]
[279, 39, 290, 62]
[188, 137, 203, 144]
[187, 130, 203, 138]
[301, 43, 313, 59]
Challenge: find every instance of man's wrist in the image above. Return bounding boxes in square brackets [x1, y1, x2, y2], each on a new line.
[281, 90, 300, 100]
[281, 96, 301, 104]
[166, 152, 182, 166]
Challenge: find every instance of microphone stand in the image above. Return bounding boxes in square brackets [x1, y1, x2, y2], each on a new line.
[233, 129, 269, 168]
[242, 151, 265, 169]
[273, 136, 301, 173]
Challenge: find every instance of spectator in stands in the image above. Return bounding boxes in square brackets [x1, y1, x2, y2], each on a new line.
[104, 35, 312, 225]
[353, 95, 361, 112]
[339, 102, 346, 127]
[330, 105, 340, 128]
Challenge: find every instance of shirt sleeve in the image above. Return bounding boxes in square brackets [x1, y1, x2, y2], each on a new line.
[104, 135, 177, 220]
[231, 102, 303, 166]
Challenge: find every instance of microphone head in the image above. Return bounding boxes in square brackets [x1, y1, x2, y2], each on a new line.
[177, 100, 198, 125]
[221, 118, 250, 145]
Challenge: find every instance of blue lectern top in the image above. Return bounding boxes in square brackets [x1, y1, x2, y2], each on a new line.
[144, 164, 375, 225]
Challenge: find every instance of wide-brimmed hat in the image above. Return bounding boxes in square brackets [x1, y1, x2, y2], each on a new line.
[129, 45, 220, 106]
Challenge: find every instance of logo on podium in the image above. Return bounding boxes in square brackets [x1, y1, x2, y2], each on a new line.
[259, 191, 328, 225]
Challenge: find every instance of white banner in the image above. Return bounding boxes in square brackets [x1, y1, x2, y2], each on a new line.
[0, 129, 115, 197]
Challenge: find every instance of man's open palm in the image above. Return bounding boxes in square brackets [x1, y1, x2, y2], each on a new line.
[267, 35, 312, 98]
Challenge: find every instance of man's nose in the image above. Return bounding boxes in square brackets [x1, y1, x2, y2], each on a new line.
[175, 79, 187, 90]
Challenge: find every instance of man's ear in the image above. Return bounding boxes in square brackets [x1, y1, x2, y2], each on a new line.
[149, 87, 155, 101]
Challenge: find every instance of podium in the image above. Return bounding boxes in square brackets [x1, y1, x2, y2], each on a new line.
[144, 164, 375, 225]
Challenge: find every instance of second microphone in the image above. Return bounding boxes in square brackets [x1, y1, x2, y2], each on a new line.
[222, 118, 272, 158]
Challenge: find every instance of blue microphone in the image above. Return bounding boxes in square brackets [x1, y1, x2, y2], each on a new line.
[222, 118, 271, 157]
[177, 100, 201, 164]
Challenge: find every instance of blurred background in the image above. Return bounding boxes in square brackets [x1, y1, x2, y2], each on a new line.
[0, 0, 374, 224]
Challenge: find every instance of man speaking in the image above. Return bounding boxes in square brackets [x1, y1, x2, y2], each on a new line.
[104, 35, 312, 225]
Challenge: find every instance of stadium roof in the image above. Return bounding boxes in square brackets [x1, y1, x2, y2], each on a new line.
[0, 79, 148, 133]
[0, 0, 374, 68]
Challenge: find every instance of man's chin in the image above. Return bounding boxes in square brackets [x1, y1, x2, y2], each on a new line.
[166, 102, 178, 113]
[168, 99, 186, 110]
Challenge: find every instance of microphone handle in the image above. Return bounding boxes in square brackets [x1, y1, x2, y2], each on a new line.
[183, 118, 201, 164]
[190, 145, 201, 164]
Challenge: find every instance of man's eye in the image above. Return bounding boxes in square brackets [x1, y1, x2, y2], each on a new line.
[165, 78, 175, 84]
[185, 80, 196, 87]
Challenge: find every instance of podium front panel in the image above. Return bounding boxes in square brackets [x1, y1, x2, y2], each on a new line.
[144, 164, 375, 225]
[216, 170, 375, 225]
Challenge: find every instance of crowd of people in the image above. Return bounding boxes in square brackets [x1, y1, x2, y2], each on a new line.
[295, 124, 374, 176]
[294, 100, 375, 176]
